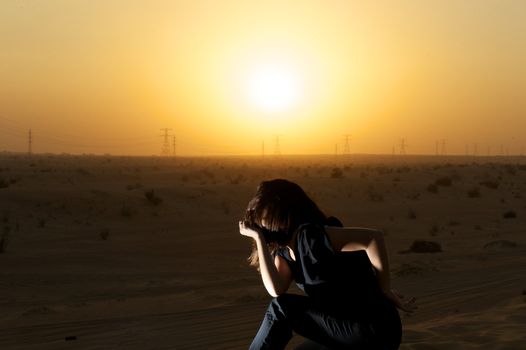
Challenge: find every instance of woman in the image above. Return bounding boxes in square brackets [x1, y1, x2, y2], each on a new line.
[239, 179, 416, 350]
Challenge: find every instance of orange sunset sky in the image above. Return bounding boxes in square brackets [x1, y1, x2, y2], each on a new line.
[1, 0, 525, 156]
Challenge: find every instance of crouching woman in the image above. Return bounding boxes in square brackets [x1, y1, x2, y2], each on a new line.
[239, 179, 416, 350]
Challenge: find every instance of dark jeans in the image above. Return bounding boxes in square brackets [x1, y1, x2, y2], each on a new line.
[249, 294, 401, 350]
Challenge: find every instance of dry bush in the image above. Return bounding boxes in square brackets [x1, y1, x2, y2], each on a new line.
[120, 205, 135, 218]
[426, 184, 438, 193]
[429, 223, 439, 236]
[503, 210, 517, 219]
[467, 187, 480, 198]
[144, 190, 163, 206]
[330, 167, 344, 179]
[100, 229, 110, 240]
[0, 233, 9, 253]
[435, 176, 452, 186]
[399, 240, 442, 254]
[480, 179, 499, 189]
[0, 178, 8, 189]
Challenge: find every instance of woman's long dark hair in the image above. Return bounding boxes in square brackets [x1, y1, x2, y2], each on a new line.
[243, 179, 327, 270]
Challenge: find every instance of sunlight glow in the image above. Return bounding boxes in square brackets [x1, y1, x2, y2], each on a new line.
[246, 64, 301, 112]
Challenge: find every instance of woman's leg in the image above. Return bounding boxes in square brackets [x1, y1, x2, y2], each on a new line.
[249, 294, 378, 350]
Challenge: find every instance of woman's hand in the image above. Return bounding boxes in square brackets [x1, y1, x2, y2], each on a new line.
[384, 289, 417, 314]
[239, 221, 263, 240]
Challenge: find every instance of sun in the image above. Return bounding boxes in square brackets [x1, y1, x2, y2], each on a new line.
[246, 63, 301, 113]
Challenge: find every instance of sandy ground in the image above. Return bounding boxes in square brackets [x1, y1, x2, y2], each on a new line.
[0, 153, 525, 349]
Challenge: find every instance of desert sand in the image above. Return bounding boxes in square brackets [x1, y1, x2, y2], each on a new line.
[0, 153, 525, 349]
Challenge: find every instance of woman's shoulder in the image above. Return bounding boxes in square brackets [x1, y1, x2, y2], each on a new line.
[295, 216, 343, 241]
[294, 222, 335, 255]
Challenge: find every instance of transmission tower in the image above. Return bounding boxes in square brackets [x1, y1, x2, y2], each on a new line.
[274, 135, 281, 156]
[28, 129, 32, 155]
[172, 135, 176, 157]
[343, 134, 351, 156]
[261, 140, 265, 158]
[160, 128, 173, 156]
[399, 138, 406, 155]
[440, 139, 446, 155]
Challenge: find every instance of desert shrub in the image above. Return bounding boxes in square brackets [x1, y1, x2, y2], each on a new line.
[504, 164, 516, 175]
[426, 183, 438, 193]
[37, 218, 46, 228]
[480, 180, 499, 189]
[407, 192, 420, 200]
[144, 190, 162, 206]
[120, 205, 134, 218]
[407, 209, 417, 219]
[400, 240, 442, 254]
[229, 174, 244, 184]
[126, 183, 143, 190]
[503, 210, 517, 219]
[366, 186, 383, 202]
[429, 223, 439, 236]
[77, 168, 91, 175]
[467, 187, 480, 198]
[0, 179, 8, 189]
[1, 211, 9, 224]
[201, 169, 215, 179]
[100, 229, 109, 240]
[0, 233, 8, 253]
[220, 200, 230, 215]
[435, 176, 452, 186]
[483, 240, 518, 249]
[330, 167, 344, 179]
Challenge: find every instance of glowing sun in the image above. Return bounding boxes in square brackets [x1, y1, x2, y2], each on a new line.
[246, 63, 301, 112]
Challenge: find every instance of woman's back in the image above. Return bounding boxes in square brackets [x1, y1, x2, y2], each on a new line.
[276, 220, 388, 316]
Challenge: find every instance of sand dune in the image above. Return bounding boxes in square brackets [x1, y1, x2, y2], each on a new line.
[0, 153, 525, 349]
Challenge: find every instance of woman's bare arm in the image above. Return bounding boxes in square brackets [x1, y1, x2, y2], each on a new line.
[253, 235, 292, 297]
[240, 221, 292, 297]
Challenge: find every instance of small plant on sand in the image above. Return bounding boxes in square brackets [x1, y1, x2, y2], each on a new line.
[467, 187, 480, 198]
[229, 174, 244, 184]
[120, 205, 134, 218]
[0, 178, 9, 189]
[435, 176, 452, 187]
[220, 200, 230, 215]
[503, 210, 517, 219]
[429, 223, 439, 236]
[330, 167, 344, 179]
[37, 218, 46, 228]
[480, 179, 499, 189]
[426, 183, 438, 193]
[99, 229, 109, 240]
[144, 190, 162, 206]
[0, 233, 9, 253]
[366, 185, 383, 202]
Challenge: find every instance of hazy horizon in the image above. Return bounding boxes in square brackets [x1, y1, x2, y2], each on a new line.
[1, 1, 525, 156]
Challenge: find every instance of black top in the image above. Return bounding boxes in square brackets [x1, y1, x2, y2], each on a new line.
[274, 217, 387, 316]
